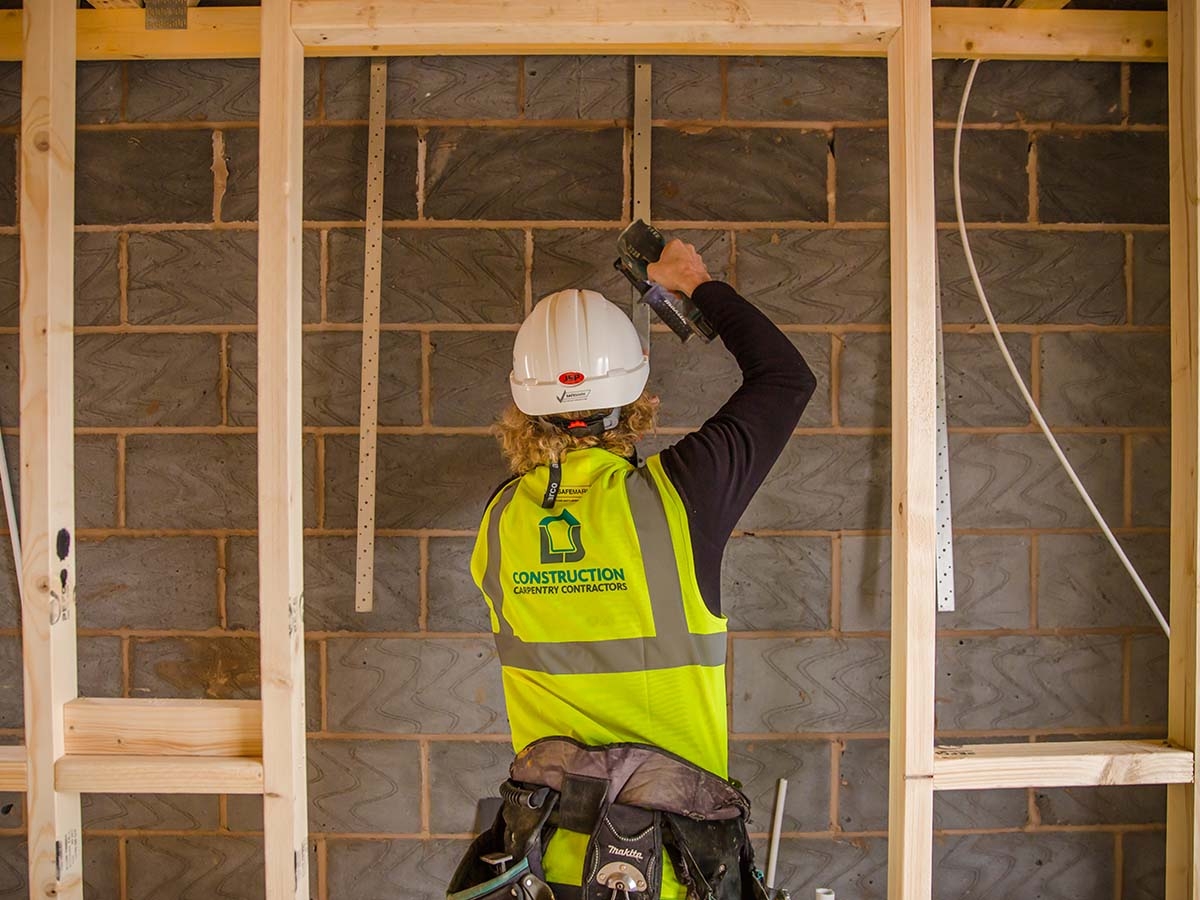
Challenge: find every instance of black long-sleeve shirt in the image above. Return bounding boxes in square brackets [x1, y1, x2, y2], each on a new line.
[659, 281, 817, 615]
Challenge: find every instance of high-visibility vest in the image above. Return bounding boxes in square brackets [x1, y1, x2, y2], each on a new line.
[471, 446, 729, 777]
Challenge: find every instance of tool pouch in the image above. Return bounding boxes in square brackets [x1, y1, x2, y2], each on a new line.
[445, 782, 557, 900]
[583, 803, 663, 900]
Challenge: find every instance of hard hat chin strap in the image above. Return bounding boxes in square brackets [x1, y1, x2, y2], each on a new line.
[541, 407, 622, 438]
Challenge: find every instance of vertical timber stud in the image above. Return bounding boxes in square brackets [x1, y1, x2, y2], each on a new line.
[886, 0, 938, 894]
[1166, 0, 1200, 892]
[257, 0, 310, 896]
[631, 58, 652, 349]
[19, 2, 84, 897]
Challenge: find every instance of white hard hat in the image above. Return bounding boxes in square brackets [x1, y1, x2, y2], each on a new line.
[510, 289, 649, 416]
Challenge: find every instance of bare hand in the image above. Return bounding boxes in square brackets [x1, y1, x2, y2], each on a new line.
[647, 239, 711, 297]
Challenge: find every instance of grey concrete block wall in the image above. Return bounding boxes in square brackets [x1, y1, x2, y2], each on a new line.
[0, 55, 1171, 898]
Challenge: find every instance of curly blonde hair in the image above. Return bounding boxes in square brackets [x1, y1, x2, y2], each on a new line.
[495, 392, 660, 475]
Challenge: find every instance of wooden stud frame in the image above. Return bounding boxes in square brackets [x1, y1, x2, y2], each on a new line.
[9, 1, 1200, 899]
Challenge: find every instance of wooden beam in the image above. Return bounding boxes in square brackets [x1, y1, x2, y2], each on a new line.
[354, 58, 387, 615]
[291, 0, 899, 56]
[885, 0, 938, 895]
[934, 741, 1196, 790]
[0, 747, 27, 792]
[55, 755, 264, 795]
[931, 8, 1164, 61]
[0, 7, 1168, 61]
[1167, 0, 1200, 893]
[64, 698, 262, 757]
[20, 2, 84, 896]
[258, 0, 311, 896]
[1015, 0, 1072, 10]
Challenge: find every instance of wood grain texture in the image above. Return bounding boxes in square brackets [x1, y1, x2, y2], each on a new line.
[934, 740, 1194, 790]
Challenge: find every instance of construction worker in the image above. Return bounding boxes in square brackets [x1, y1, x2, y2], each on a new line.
[447, 239, 817, 900]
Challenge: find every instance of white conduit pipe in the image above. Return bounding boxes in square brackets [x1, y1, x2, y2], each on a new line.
[953, 59, 1168, 637]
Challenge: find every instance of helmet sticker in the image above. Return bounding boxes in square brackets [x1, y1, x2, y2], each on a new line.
[558, 372, 586, 385]
[556, 388, 592, 404]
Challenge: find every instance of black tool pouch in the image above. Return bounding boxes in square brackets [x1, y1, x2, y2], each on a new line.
[583, 804, 664, 900]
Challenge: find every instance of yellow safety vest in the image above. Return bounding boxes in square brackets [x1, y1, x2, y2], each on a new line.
[471, 447, 729, 896]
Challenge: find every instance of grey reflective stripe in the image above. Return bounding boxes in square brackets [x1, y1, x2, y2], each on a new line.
[482, 481, 521, 637]
[625, 467, 690, 640]
[496, 631, 726, 676]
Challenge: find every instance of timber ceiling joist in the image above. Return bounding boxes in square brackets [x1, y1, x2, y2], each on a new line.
[0, 3, 1169, 61]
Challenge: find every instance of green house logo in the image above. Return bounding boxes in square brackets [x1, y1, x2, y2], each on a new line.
[539, 508, 585, 564]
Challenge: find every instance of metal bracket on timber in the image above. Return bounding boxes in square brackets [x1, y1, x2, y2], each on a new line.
[0, 6, 1169, 63]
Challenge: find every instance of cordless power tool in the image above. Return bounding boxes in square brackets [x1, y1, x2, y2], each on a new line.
[614, 219, 716, 343]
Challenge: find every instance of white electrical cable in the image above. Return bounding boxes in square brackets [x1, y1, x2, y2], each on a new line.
[953, 59, 1169, 637]
[0, 428, 20, 605]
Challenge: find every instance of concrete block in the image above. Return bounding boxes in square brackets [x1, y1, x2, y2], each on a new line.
[84, 837, 121, 900]
[652, 127, 828, 221]
[1038, 533, 1169, 629]
[1040, 333, 1169, 427]
[1132, 230, 1169, 326]
[222, 125, 419, 221]
[837, 333, 888, 428]
[0, 136, 12, 226]
[0, 838, 25, 898]
[326, 227, 525, 324]
[77, 536, 219, 631]
[1123, 830, 1165, 900]
[324, 56, 519, 120]
[76, 130, 214, 225]
[128, 229, 321, 325]
[75, 333, 221, 427]
[648, 331, 743, 427]
[79, 635, 124, 698]
[736, 228, 891, 325]
[0, 235, 15, 327]
[935, 635, 1124, 730]
[75, 232, 122, 326]
[424, 127, 624, 220]
[429, 331, 514, 427]
[0, 638, 20, 728]
[327, 838, 465, 900]
[933, 60, 1121, 124]
[932, 833, 1114, 900]
[325, 637, 506, 733]
[225, 535, 420, 633]
[127, 60, 259, 122]
[1129, 633, 1168, 728]
[0, 334, 12, 428]
[0, 535, 15, 630]
[652, 57, 722, 119]
[722, 536, 831, 631]
[308, 739, 422, 832]
[732, 637, 889, 733]
[740, 435, 891, 531]
[1039, 132, 1168, 223]
[0, 793, 19, 829]
[127, 835, 265, 900]
[840, 534, 1032, 632]
[1131, 433, 1169, 527]
[324, 434, 509, 530]
[835, 128, 1029, 222]
[125, 435, 257, 529]
[838, 739, 1027, 831]
[429, 740, 514, 833]
[78, 435, 120, 529]
[82, 792, 219, 831]
[768, 837, 887, 900]
[944, 332, 1033, 427]
[226, 331, 421, 426]
[729, 739, 831, 831]
[529, 226, 627, 301]
[1129, 63, 1168, 125]
[0, 63, 17, 126]
[727, 57, 887, 121]
[524, 56, 631, 119]
[427, 536, 493, 633]
[939, 229, 1126, 325]
[131, 636, 260, 700]
[1036, 784, 1164, 826]
[77, 62, 122, 125]
[949, 433, 1123, 528]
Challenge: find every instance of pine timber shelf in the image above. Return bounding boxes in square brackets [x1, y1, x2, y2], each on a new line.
[55, 755, 265, 794]
[0, 746, 25, 792]
[932, 740, 1196, 791]
[63, 698, 263, 757]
